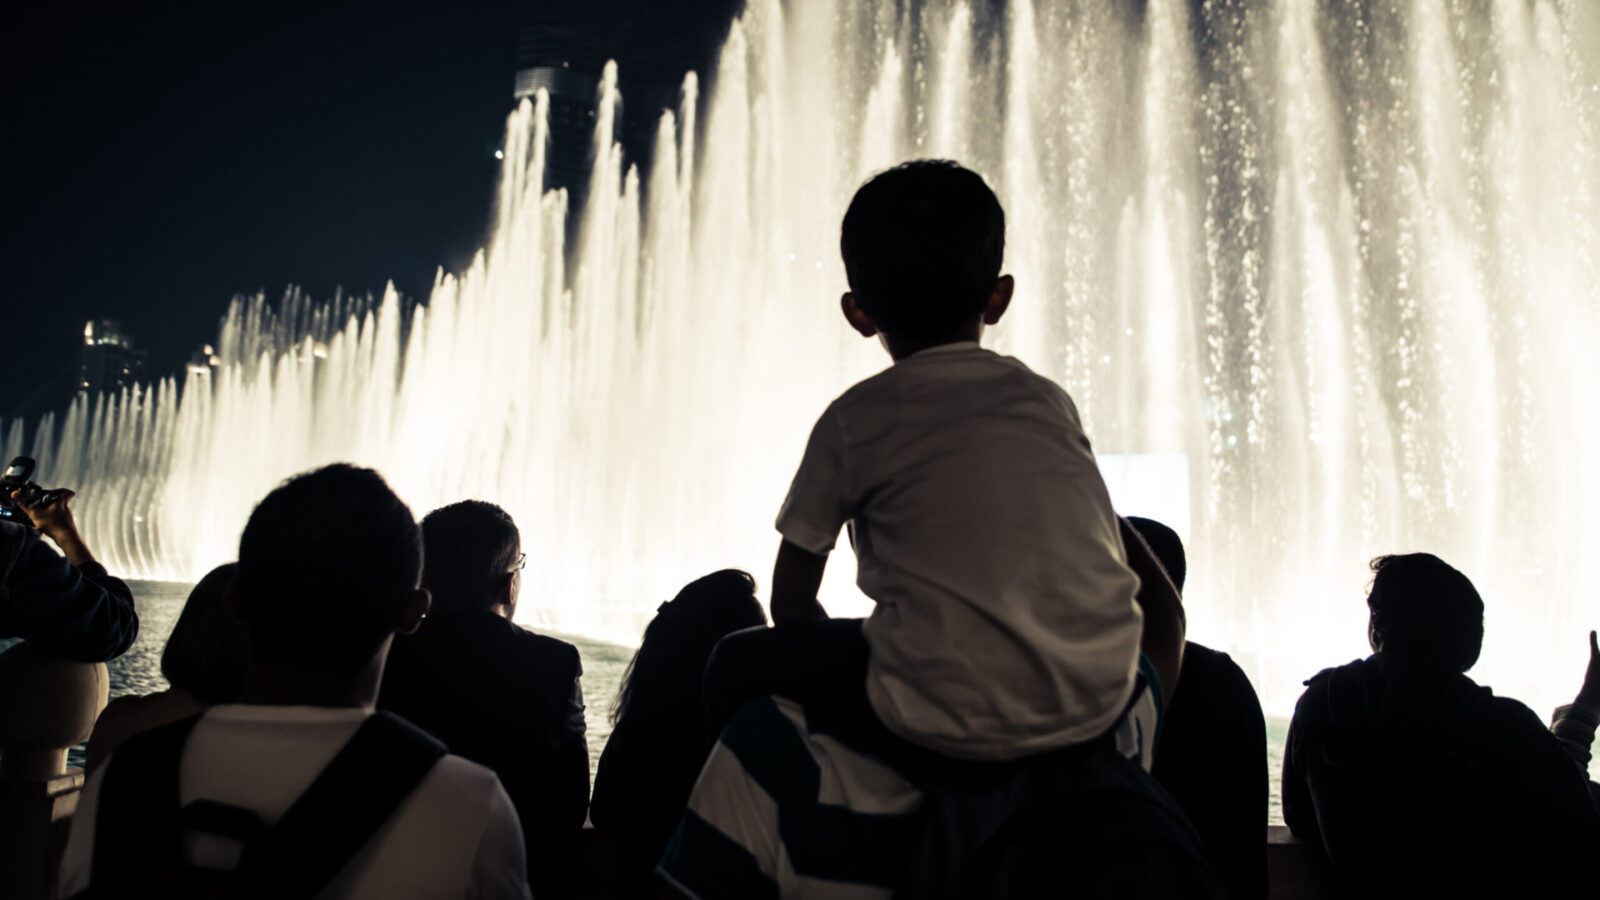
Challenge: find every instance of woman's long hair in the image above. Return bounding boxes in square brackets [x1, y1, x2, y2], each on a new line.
[161, 563, 251, 704]
[612, 569, 766, 727]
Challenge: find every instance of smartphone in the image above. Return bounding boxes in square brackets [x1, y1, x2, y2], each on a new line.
[0, 456, 41, 523]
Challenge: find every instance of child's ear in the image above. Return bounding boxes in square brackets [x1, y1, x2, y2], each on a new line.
[841, 292, 879, 338]
[982, 275, 1015, 325]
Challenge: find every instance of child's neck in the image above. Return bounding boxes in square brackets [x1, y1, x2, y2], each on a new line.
[882, 323, 983, 361]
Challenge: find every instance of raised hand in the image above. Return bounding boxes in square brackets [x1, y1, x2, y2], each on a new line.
[16, 487, 77, 538]
[1578, 629, 1600, 712]
[13, 488, 94, 566]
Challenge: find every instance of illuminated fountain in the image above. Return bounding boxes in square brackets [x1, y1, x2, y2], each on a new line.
[4, 0, 1599, 715]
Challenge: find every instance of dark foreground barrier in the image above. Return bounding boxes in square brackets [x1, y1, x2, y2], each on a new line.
[560, 826, 1350, 898]
[2, 679, 1352, 900]
[1267, 824, 1350, 899]
[0, 642, 108, 900]
[10, 811, 1354, 899]
[566, 824, 1352, 898]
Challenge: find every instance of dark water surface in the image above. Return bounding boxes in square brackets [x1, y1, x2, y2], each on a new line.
[83, 581, 633, 786]
[54, 582, 1301, 821]
[20, 583, 1596, 826]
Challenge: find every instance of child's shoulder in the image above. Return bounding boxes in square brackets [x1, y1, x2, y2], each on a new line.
[972, 350, 1083, 411]
[831, 346, 1077, 411]
[826, 358, 922, 408]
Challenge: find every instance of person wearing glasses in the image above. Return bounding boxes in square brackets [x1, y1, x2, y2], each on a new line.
[59, 466, 531, 900]
[379, 500, 588, 898]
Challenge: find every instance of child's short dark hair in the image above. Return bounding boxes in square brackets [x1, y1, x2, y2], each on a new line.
[840, 160, 1005, 341]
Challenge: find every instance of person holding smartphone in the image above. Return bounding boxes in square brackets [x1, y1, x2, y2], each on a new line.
[1, 483, 138, 662]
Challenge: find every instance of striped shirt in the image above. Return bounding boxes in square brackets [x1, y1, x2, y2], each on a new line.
[659, 656, 1163, 899]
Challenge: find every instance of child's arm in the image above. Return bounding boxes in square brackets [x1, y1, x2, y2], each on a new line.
[1118, 517, 1186, 700]
[770, 539, 829, 624]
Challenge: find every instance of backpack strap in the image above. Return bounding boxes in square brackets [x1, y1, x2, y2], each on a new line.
[89, 713, 208, 892]
[228, 710, 447, 897]
[81, 711, 445, 900]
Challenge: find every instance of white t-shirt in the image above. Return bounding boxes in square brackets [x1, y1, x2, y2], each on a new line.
[777, 342, 1143, 760]
[58, 704, 532, 900]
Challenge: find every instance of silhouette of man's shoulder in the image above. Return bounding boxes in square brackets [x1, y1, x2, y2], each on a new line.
[1304, 658, 1366, 688]
[1183, 642, 1250, 682]
[1288, 659, 1376, 741]
[507, 623, 578, 653]
[430, 750, 509, 797]
[506, 624, 581, 675]
[387, 614, 578, 704]
[1173, 641, 1261, 722]
[1465, 689, 1548, 741]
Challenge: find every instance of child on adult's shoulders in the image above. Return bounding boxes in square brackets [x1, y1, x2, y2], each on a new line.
[765, 159, 1180, 761]
[671, 161, 1194, 900]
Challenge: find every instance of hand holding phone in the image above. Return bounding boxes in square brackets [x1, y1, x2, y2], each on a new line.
[0, 456, 37, 524]
[13, 487, 78, 536]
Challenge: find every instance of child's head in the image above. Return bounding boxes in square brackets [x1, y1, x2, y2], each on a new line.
[840, 160, 1009, 345]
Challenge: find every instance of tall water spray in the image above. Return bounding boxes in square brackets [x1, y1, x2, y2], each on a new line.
[6, 0, 1599, 715]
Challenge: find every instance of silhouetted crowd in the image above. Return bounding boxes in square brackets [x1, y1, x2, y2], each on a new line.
[3, 161, 1597, 899]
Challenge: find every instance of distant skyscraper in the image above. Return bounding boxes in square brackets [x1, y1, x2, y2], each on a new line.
[514, 0, 741, 205]
[79, 320, 145, 397]
[186, 342, 221, 378]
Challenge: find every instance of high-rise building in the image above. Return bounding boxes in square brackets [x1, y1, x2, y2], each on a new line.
[186, 342, 221, 378]
[514, 0, 741, 206]
[79, 320, 145, 397]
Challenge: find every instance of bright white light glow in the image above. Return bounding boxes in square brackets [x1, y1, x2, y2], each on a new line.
[4, 1, 1598, 718]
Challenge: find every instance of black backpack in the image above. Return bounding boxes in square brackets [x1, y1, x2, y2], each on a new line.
[894, 732, 1230, 899]
[74, 710, 446, 899]
[886, 680, 1229, 900]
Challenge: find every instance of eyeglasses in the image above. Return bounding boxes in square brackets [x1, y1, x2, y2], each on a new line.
[514, 551, 527, 572]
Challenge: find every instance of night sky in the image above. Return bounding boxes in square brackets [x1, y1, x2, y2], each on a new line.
[1, 1, 521, 420]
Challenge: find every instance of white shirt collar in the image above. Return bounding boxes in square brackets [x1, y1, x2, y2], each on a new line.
[898, 340, 984, 363]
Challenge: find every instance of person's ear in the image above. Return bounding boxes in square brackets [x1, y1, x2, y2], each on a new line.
[982, 275, 1015, 325]
[496, 570, 516, 609]
[397, 588, 431, 635]
[841, 292, 878, 338]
